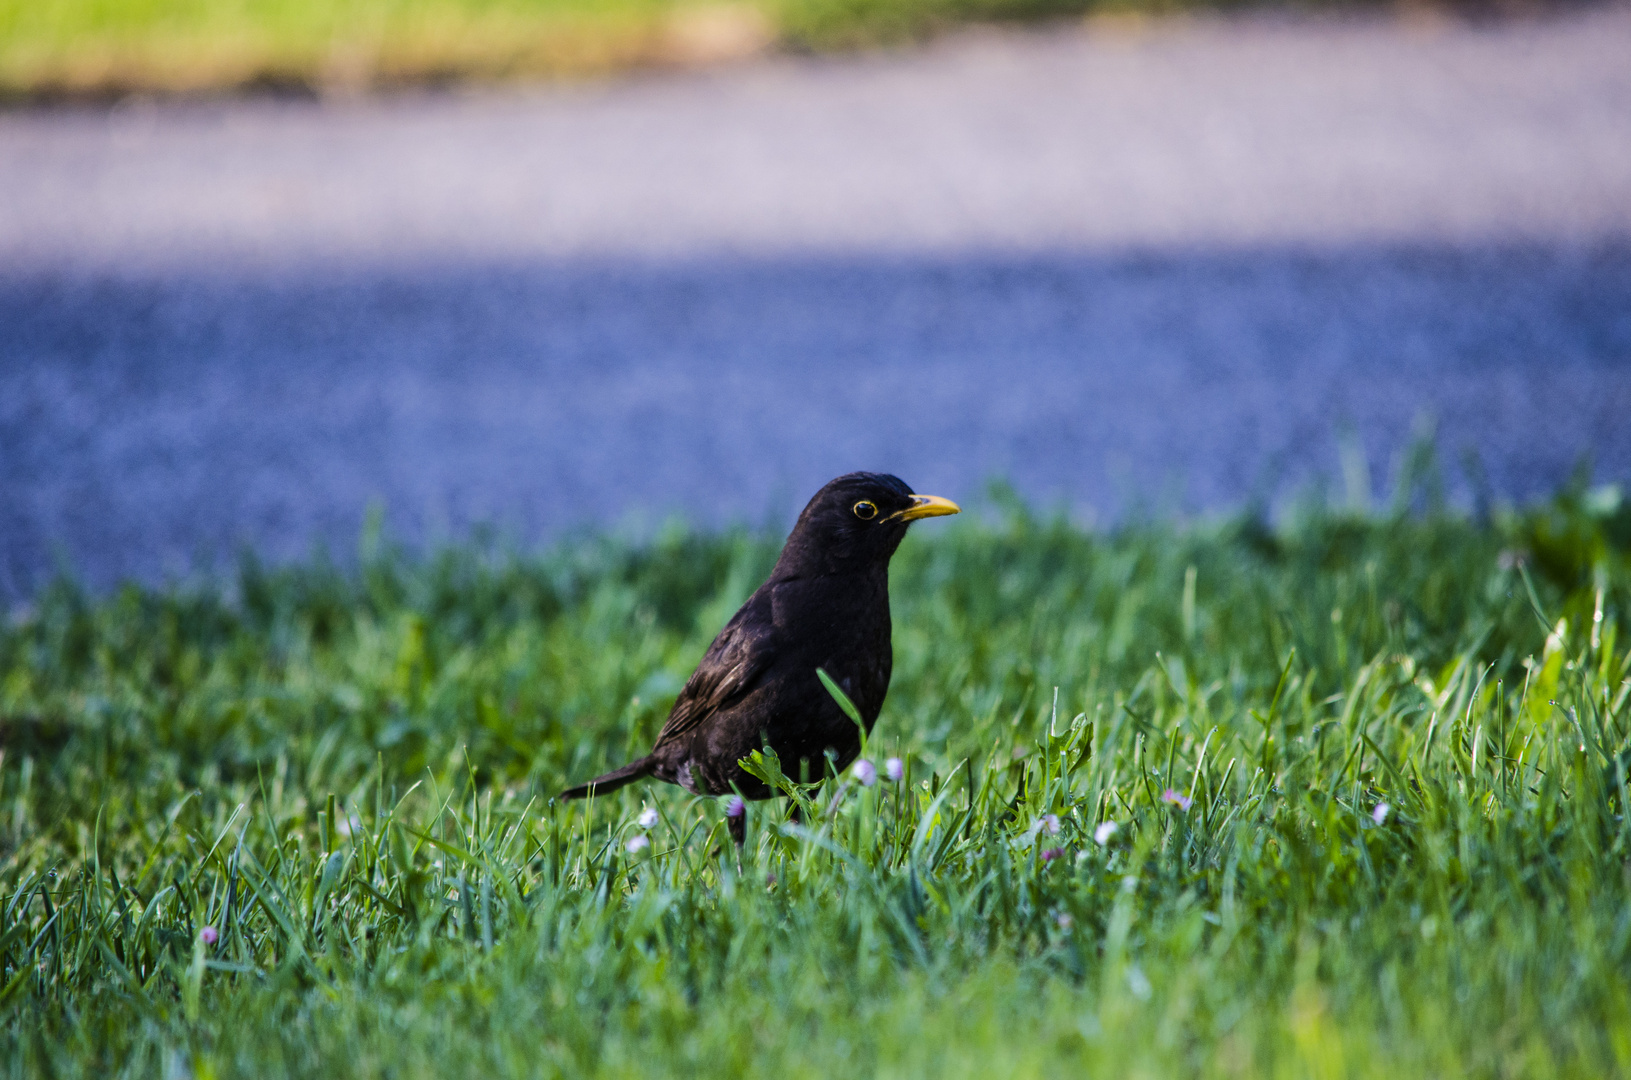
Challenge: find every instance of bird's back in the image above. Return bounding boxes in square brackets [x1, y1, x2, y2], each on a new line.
[650, 566, 892, 797]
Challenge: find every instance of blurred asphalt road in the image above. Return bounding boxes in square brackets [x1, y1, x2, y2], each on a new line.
[3, 9, 1631, 594]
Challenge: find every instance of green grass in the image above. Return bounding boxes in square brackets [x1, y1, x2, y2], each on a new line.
[4, 472, 1631, 1078]
[0, 0, 740, 98]
[2, 0, 1333, 99]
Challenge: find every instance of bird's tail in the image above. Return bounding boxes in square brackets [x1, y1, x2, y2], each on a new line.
[560, 755, 658, 800]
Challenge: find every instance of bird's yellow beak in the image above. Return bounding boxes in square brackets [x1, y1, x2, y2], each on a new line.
[886, 494, 961, 522]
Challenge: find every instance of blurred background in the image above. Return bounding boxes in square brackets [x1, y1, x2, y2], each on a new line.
[2, 0, 1629, 598]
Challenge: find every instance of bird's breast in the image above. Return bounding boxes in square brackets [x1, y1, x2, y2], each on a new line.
[766, 574, 893, 721]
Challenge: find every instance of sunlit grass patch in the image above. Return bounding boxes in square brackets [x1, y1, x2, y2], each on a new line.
[0, 0, 1370, 99]
[2, 476, 1630, 1076]
[0, 0, 775, 99]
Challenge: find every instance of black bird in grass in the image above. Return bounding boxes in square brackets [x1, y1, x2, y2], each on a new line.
[561, 472, 959, 844]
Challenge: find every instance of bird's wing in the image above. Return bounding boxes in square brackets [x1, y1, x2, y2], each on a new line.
[653, 598, 776, 747]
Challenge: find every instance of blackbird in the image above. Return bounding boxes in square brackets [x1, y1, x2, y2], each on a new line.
[561, 472, 959, 843]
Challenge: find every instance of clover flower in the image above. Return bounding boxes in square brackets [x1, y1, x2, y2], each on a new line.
[1039, 813, 1061, 836]
[853, 759, 877, 787]
[1373, 802, 1391, 825]
[625, 834, 650, 853]
[885, 757, 904, 782]
[199, 926, 218, 946]
[724, 795, 746, 819]
[1094, 821, 1119, 846]
[1041, 847, 1065, 862]
[1161, 788, 1193, 811]
[1056, 912, 1074, 930]
[637, 807, 659, 829]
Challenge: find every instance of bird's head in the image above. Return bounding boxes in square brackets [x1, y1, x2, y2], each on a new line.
[773, 472, 960, 577]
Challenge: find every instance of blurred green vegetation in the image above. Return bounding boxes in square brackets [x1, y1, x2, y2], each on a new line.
[0, 0, 710, 98]
[3, 471, 1631, 1076]
[1, 0, 1366, 99]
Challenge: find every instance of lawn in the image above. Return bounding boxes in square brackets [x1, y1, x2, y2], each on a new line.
[3, 471, 1630, 1077]
[3, 0, 1318, 99]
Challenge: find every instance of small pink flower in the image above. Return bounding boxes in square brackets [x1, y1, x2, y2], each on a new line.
[724, 795, 746, 819]
[1161, 789, 1193, 812]
[1055, 912, 1074, 930]
[1094, 821, 1119, 846]
[637, 807, 659, 829]
[625, 834, 650, 853]
[885, 757, 904, 782]
[1039, 814, 1061, 836]
[199, 926, 218, 946]
[1372, 802, 1390, 825]
[853, 759, 877, 787]
[1041, 847, 1064, 862]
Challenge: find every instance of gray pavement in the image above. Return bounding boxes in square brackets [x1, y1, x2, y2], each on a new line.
[3, 10, 1631, 595]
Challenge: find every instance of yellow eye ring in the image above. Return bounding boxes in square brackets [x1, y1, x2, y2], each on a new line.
[853, 500, 878, 520]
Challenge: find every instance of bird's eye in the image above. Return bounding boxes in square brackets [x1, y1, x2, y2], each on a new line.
[853, 500, 878, 520]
